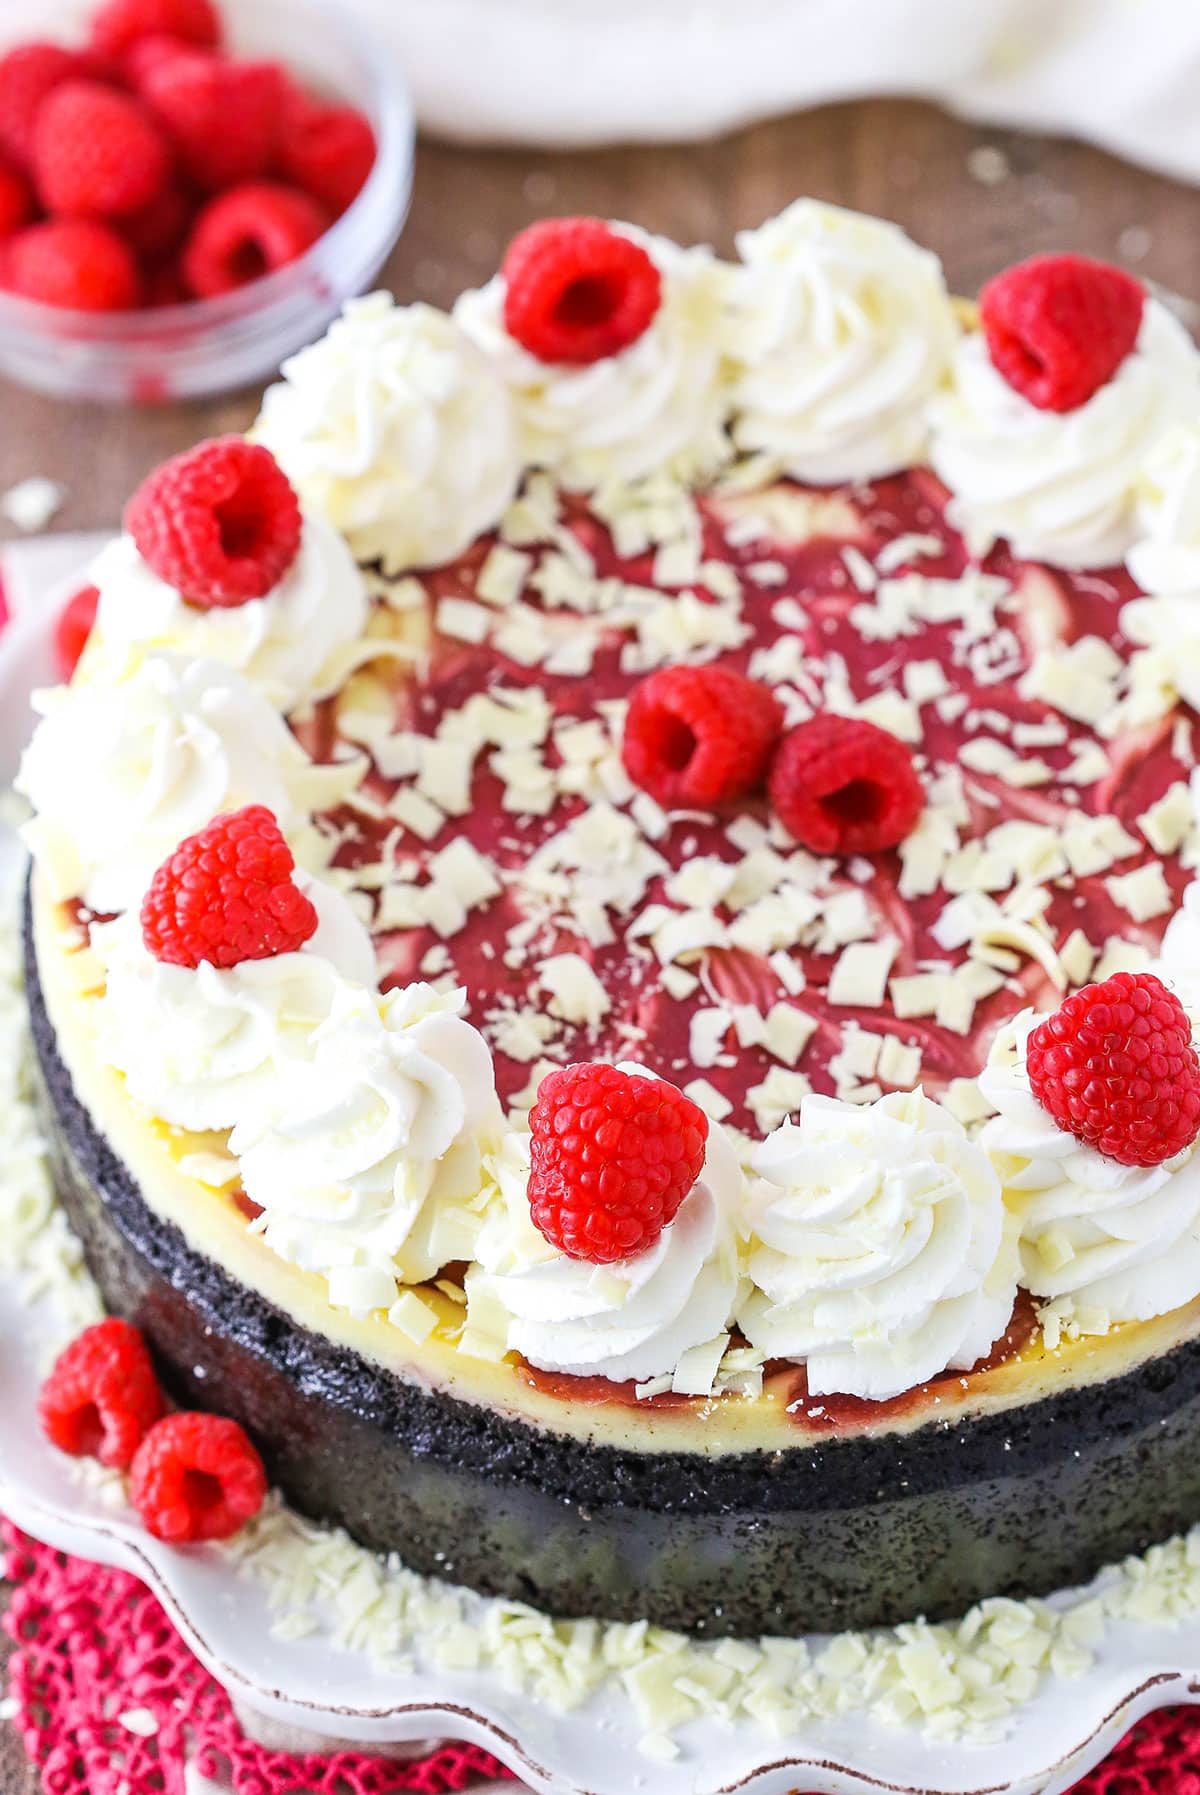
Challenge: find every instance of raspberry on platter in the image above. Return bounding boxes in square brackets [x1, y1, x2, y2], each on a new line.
[130, 1412, 267, 1542]
[38, 1318, 165, 1469]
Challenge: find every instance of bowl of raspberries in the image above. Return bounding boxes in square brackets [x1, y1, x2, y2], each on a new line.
[0, 0, 414, 401]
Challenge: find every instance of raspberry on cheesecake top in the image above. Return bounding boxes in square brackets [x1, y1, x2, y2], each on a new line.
[21, 205, 1200, 1406]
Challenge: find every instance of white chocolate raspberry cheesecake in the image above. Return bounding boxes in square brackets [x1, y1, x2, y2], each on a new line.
[20, 203, 1200, 1636]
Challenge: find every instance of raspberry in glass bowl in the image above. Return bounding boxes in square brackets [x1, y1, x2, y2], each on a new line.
[0, 0, 413, 402]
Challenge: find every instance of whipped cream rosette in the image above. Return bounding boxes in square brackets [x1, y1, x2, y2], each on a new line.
[981, 1010, 1200, 1325]
[93, 876, 376, 1135]
[738, 1088, 1019, 1402]
[1120, 424, 1200, 720]
[15, 654, 361, 916]
[89, 508, 371, 715]
[230, 982, 503, 1317]
[1128, 421, 1200, 595]
[929, 299, 1200, 568]
[726, 199, 959, 484]
[1158, 875, 1200, 1010]
[455, 226, 732, 492]
[465, 1098, 744, 1385]
[253, 295, 523, 574]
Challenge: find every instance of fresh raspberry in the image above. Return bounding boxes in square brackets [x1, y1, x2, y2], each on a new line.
[502, 217, 662, 365]
[768, 714, 924, 855]
[0, 43, 85, 169]
[38, 1318, 164, 1470]
[130, 1412, 267, 1543]
[0, 159, 33, 239]
[124, 31, 193, 88]
[55, 584, 100, 678]
[181, 181, 326, 298]
[141, 804, 318, 970]
[89, 0, 222, 61]
[142, 50, 283, 191]
[3, 218, 141, 310]
[33, 80, 171, 219]
[122, 179, 191, 263]
[528, 1062, 709, 1264]
[143, 260, 188, 307]
[125, 436, 302, 606]
[980, 254, 1145, 413]
[622, 665, 783, 810]
[278, 88, 376, 215]
[1026, 971, 1200, 1168]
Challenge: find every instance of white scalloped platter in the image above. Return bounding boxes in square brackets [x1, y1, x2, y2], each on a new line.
[5, 555, 1200, 1795]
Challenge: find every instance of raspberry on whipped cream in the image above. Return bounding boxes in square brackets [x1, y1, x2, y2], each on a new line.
[979, 255, 1145, 415]
[125, 438, 303, 609]
[466, 1099, 743, 1386]
[527, 1061, 710, 1263]
[140, 803, 318, 973]
[982, 1009, 1200, 1327]
[501, 217, 663, 366]
[89, 503, 371, 714]
[929, 296, 1200, 568]
[95, 874, 376, 1133]
[1023, 970, 1200, 1168]
[454, 225, 732, 492]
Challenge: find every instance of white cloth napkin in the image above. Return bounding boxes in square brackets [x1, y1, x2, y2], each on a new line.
[347, 0, 1200, 183]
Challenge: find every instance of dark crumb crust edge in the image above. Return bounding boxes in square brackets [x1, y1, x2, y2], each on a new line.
[24, 882, 1200, 1634]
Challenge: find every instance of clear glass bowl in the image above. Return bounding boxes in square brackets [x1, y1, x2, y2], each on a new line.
[0, 0, 415, 403]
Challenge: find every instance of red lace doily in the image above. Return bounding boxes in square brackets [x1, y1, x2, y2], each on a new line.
[1, 1520, 513, 1794]
[3, 1515, 1199, 1795]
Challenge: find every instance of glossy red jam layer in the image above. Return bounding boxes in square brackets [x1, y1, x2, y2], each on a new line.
[300, 468, 1189, 1136]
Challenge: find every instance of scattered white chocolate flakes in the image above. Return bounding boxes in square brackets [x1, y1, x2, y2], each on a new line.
[326, 496, 1200, 1145]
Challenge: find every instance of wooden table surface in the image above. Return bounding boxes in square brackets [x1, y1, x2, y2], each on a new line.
[4, 95, 1200, 1792]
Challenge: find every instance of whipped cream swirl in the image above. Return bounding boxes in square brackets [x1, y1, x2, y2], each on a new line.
[738, 1089, 1017, 1401]
[929, 300, 1200, 568]
[1120, 424, 1200, 713]
[466, 1098, 744, 1384]
[981, 1011, 1200, 1322]
[455, 226, 732, 492]
[1158, 873, 1200, 1010]
[94, 875, 376, 1133]
[727, 200, 958, 484]
[90, 509, 371, 715]
[253, 295, 522, 575]
[16, 654, 358, 915]
[231, 982, 502, 1317]
[1128, 421, 1200, 594]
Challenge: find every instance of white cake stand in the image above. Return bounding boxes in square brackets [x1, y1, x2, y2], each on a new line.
[4, 558, 1200, 1795]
